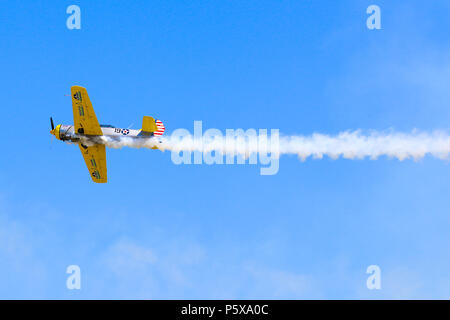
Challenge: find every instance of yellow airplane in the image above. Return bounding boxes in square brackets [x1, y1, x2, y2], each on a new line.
[50, 86, 165, 183]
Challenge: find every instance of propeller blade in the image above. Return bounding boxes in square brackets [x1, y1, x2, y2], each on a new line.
[50, 117, 55, 130]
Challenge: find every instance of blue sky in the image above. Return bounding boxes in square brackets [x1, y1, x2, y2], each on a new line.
[1, 0, 450, 299]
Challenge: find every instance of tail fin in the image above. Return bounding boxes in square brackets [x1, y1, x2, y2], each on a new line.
[141, 116, 158, 133]
[140, 116, 165, 139]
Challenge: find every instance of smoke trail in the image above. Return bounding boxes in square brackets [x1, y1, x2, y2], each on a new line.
[96, 130, 450, 161]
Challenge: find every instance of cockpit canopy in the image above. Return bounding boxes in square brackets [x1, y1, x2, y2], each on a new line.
[100, 124, 115, 128]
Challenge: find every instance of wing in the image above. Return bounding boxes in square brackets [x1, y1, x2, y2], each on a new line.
[71, 86, 103, 136]
[79, 144, 107, 183]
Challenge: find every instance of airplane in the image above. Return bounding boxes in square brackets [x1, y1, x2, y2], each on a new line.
[50, 86, 165, 183]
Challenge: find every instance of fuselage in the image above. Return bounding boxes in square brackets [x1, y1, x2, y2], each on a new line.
[52, 124, 155, 144]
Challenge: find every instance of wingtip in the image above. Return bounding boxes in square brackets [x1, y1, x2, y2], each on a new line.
[71, 85, 86, 91]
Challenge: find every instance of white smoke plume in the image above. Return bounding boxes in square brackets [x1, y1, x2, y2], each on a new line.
[95, 129, 450, 162]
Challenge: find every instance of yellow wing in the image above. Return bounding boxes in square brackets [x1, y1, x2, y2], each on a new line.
[71, 86, 103, 136]
[79, 144, 107, 183]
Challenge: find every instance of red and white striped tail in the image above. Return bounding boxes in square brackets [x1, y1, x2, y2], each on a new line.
[153, 119, 165, 136]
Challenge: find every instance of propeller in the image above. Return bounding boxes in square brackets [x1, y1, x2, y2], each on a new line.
[49, 117, 55, 149]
